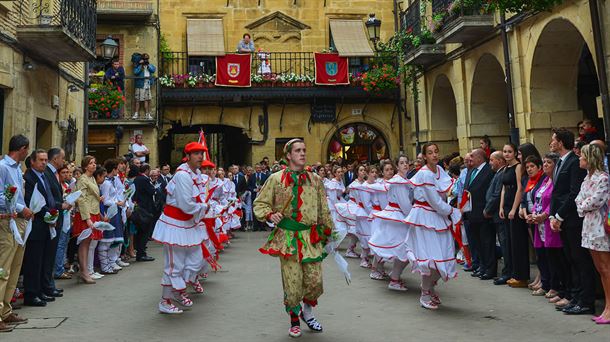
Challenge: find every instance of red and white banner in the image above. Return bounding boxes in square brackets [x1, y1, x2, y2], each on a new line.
[314, 53, 349, 86]
[215, 53, 251, 87]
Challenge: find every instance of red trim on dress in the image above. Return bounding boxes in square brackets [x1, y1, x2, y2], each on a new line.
[404, 220, 451, 232]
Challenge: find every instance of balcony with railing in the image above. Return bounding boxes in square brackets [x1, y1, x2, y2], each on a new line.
[16, 0, 97, 64]
[401, 0, 445, 67]
[160, 51, 399, 105]
[430, 0, 495, 44]
[88, 75, 157, 125]
[97, 0, 153, 21]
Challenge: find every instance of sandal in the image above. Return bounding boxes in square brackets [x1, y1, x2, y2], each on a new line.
[531, 288, 546, 296]
[544, 290, 559, 299]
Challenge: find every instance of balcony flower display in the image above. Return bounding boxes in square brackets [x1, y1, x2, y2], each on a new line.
[196, 73, 215, 87]
[172, 74, 189, 88]
[159, 75, 175, 88]
[350, 72, 363, 86]
[88, 83, 126, 119]
[362, 64, 399, 94]
[187, 73, 197, 87]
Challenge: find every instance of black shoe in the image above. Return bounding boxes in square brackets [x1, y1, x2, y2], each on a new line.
[23, 297, 47, 307]
[463, 266, 474, 272]
[39, 294, 55, 302]
[136, 256, 155, 262]
[44, 290, 63, 298]
[493, 277, 509, 285]
[471, 271, 482, 277]
[55, 288, 64, 293]
[480, 274, 495, 280]
[556, 303, 575, 311]
[563, 305, 595, 315]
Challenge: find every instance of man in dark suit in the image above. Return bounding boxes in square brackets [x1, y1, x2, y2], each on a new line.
[344, 163, 355, 186]
[248, 164, 268, 231]
[231, 165, 247, 197]
[549, 128, 594, 315]
[45, 148, 69, 293]
[463, 149, 494, 279]
[133, 164, 156, 262]
[23, 150, 62, 306]
[483, 151, 507, 283]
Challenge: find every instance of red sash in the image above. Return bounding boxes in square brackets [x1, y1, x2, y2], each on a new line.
[163, 205, 193, 220]
[388, 202, 400, 209]
[372, 205, 382, 211]
[203, 218, 223, 253]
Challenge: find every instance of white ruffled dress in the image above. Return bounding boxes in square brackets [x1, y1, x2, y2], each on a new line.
[366, 179, 389, 238]
[404, 166, 461, 281]
[335, 180, 367, 235]
[152, 164, 208, 247]
[368, 174, 412, 261]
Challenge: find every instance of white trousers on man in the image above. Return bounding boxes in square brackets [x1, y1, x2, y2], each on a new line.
[161, 244, 203, 292]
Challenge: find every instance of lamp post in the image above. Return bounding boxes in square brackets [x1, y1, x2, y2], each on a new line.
[100, 36, 119, 60]
[365, 13, 382, 50]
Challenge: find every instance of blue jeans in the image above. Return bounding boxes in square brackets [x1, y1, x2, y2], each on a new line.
[54, 228, 71, 278]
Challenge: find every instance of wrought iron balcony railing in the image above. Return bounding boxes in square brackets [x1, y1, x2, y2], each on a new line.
[160, 51, 392, 88]
[16, 0, 97, 62]
[431, 0, 495, 43]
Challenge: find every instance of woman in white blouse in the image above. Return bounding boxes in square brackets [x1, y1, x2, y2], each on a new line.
[575, 143, 610, 324]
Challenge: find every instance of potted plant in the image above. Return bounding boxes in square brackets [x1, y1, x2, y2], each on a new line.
[88, 83, 126, 119]
[187, 73, 197, 88]
[361, 64, 399, 94]
[252, 73, 264, 87]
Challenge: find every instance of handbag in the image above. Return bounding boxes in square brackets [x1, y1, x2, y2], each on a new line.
[130, 205, 153, 227]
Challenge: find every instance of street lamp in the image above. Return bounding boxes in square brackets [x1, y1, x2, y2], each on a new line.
[365, 13, 382, 50]
[100, 36, 118, 60]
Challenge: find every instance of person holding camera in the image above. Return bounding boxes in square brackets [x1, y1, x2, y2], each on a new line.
[133, 53, 156, 120]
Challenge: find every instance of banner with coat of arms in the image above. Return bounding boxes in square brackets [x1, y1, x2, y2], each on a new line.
[215, 53, 252, 87]
[314, 53, 349, 86]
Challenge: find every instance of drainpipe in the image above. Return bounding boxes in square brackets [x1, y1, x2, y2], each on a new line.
[392, 0, 405, 154]
[412, 69, 421, 154]
[589, 0, 610, 140]
[83, 61, 89, 156]
[500, 12, 518, 144]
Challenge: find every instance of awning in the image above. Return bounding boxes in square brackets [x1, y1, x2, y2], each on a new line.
[187, 19, 225, 56]
[329, 19, 375, 57]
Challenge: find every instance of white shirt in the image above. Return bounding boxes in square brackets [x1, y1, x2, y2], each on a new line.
[143, 67, 151, 89]
[132, 143, 148, 162]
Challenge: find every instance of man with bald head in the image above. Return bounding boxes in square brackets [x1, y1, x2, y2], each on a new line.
[484, 151, 507, 282]
[463, 148, 494, 279]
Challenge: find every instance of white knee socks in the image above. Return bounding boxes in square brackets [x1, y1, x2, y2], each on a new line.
[88, 240, 99, 275]
[302, 303, 314, 320]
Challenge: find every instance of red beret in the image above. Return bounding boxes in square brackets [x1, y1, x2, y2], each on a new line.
[201, 160, 216, 168]
[184, 142, 207, 154]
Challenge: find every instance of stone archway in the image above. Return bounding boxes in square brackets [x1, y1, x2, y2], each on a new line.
[470, 53, 509, 148]
[530, 18, 601, 145]
[430, 74, 458, 155]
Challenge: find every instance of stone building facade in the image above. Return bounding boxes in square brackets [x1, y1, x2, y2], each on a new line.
[0, 0, 93, 161]
[158, 0, 406, 166]
[405, 0, 608, 156]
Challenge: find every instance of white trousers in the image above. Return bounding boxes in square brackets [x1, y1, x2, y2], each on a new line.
[161, 244, 202, 292]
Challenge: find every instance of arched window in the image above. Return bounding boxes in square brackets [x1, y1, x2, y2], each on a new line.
[328, 123, 388, 163]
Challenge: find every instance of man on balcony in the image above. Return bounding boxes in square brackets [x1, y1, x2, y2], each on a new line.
[104, 60, 125, 93]
[132, 53, 156, 120]
[237, 33, 255, 53]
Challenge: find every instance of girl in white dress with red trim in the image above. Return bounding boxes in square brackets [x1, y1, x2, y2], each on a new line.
[325, 165, 346, 228]
[357, 165, 379, 268]
[404, 143, 461, 310]
[336, 165, 367, 259]
[369, 155, 412, 291]
[366, 160, 394, 280]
